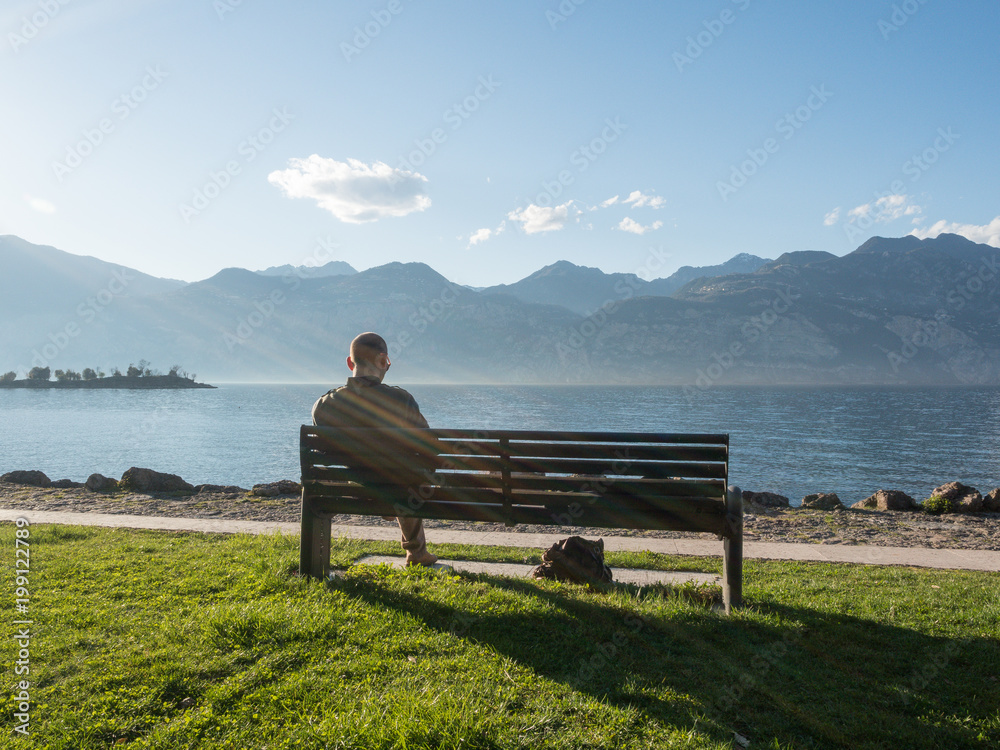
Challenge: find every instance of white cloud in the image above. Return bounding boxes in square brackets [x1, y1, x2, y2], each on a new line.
[507, 202, 576, 234]
[617, 217, 663, 235]
[846, 194, 922, 224]
[600, 195, 619, 208]
[267, 155, 430, 223]
[823, 207, 841, 225]
[468, 228, 492, 246]
[623, 190, 665, 209]
[910, 216, 1000, 248]
[25, 195, 55, 214]
[466, 221, 506, 248]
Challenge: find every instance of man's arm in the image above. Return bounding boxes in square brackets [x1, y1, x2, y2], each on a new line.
[391, 386, 428, 428]
[408, 396, 429, 428]
[311, 392, 338, 427]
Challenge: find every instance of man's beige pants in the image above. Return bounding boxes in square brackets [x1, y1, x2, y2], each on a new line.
[395, 516, 431, 556]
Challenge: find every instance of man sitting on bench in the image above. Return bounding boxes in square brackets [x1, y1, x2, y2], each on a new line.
[311, 332, 439, 566]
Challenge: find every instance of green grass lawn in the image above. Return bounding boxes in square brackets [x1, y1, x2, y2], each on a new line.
[1, 524, 998, 749]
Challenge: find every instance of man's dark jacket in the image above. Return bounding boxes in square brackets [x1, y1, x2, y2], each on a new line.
[311, 375, 428, 429]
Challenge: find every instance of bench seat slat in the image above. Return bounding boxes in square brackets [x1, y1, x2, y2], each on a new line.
[305, 494, 728, 534]
[301, 480, 726, 517]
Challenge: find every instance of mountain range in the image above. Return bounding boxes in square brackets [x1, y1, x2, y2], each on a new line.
[1, 233, 997, 385]
[479, 253, 770, 316]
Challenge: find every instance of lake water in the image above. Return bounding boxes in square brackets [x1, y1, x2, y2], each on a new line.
[1, 384, 997, 506]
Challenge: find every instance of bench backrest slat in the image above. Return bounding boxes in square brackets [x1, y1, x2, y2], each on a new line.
[304, 426, 728, 444]
[400, 440, 728, 463]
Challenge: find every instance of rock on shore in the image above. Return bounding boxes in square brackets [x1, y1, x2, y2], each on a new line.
[86, 474, 119, 492]
[251, 480, 302, 497]
[0, 470, 51, 487]
[852, 490, 918, 512]
[119, 467, 194, 493]
[742, 490, 790, 508]
[986, 489, 1000, 513]
[929, 482, 983, 513]
[801, 493, 845, 511]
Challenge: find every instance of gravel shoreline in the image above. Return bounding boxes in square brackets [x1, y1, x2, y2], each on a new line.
[3, 482, 1000, 551]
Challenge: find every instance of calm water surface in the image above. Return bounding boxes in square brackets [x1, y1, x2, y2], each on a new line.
[1, 384, 997, 505]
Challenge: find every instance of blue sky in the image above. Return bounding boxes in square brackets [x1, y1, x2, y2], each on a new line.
[2, 0, 997, 286]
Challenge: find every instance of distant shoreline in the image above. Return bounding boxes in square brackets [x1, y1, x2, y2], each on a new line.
[0, 375, 215, 390]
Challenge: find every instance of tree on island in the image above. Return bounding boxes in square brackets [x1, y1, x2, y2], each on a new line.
[28, 366, 50, 381]
[1, 371, 15, 383]
[126, 359, 155, 377]
[81, 368, 104, 380]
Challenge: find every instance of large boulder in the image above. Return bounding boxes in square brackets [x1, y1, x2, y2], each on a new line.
[801, 492, 845, 511]
[984, 488, 1000, 513]
[86, 473, 119, 492]
[742, 490, 790, 508]
[928, 482, 983, 514]
[852, 490, 918, 512]
[953, 493, 984, 514]
[119, 467, 194, 493]
[1, 470, 51, 487]
[930, 481, 977, 501]
[251, 480, 301, 497]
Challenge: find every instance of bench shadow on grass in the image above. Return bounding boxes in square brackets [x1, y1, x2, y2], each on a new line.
[328, 570, 1000, 749]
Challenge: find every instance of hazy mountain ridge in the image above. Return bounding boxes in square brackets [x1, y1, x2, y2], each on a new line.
[0, 235, 185, 317]
[480, 254, 771, 316]
[2, 234, 998, 384]
[649, 252, 772, 296]
[255, 260, 357, 278]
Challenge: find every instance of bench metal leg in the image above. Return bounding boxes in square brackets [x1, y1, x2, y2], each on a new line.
[723, 484, 743, 614]
[299, 493, 332, 579]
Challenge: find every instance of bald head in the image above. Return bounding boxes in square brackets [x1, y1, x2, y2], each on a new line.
[350, 332, 387, 365]
[347, 332, 390, 379]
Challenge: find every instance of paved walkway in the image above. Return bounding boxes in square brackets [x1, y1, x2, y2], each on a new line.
[2, 508, 998, 572]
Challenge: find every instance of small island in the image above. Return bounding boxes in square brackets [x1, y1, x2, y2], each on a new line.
[0, 361, 215, 389]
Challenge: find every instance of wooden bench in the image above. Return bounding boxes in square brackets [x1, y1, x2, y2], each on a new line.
[299, 425, 743, 612]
